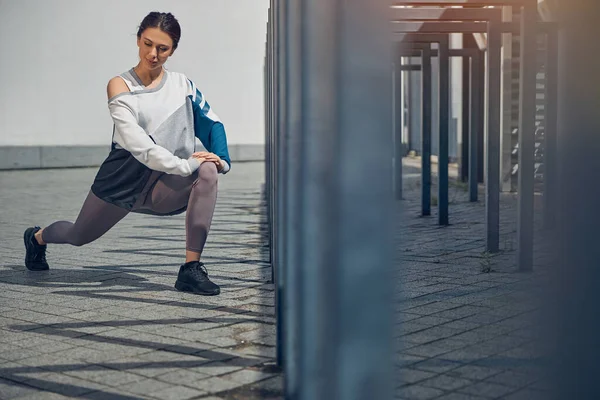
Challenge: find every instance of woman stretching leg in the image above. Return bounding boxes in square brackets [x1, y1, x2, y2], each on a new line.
[23, 12, 231, 296]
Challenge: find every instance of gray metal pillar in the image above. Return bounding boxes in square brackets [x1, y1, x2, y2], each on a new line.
[438, 38, 450, 226]
[264, 37, 269, 212]
[501, 6, 514, 193]
[543, 26, 558, 230]
[284, 0, 301, 395]
[404, 60, 413, 152]
[486, 21, 502, 253]
[422, 46, 432, 216]
[461, 55, 470, 183]
[517, 3, 538, 271]
[469, 52, 481, 202]
[267, 5, 274, 282]
[431, 46, 440, 159]
[274, 0, 286, 368]
[264, 19, 269, 210]
[477, 48, 485, 185]
[394, 48, 404, 200]
[298, 0, 394, 399]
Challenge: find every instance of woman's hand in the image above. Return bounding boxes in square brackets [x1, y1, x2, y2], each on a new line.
[190, 153, 206, 164]
[191, 152, 224, 172]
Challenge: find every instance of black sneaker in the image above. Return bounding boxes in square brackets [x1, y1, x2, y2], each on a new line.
[175, 261, 220, 296]
[23, 227, 49, 271]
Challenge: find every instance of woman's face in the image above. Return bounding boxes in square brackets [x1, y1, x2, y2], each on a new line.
[137, 27, 175, 71]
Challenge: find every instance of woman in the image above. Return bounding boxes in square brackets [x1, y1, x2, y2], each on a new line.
[23, 11, 230, 296]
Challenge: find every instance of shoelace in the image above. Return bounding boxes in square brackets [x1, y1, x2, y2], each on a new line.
[189, 263, 209, 280]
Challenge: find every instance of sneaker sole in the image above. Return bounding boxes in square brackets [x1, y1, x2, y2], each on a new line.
[23, 228, 49, 271]
[175, 280, 220, 296]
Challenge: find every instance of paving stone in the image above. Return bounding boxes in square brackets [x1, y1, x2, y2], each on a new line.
[188, 376, 245, 394]
[220, 368, 275, 385]
[404, 344, 453, 358]
[428, 338, 471, 352]
[0, 363, 46, 384]
[411, 315, 455, 327]
[155, 368, 211, 386]
[419, 374, 474, 391]
[485, 370, 538, 389]
[22, 372, 107, 397]
[397, 368, 438, 386]
[251, 375, 284, 392]
[457, 381, 517, 398]
[435, 393, 488, 400]
[136, 351, 197, 363]
[0, 348, 41, 361]
[412, 358, 464, 374]
[0, 378, 42, 399]
[501, 387, 548, 400]
[445, 365, 503, 381]
[150, 385, 206, 400]
[62, 365, 145, 387]
[122, 364, 183, 379]
[16, 391, 77, 400]
[85, 388, 154, 400]
[396, 384, 446, 400]
[395, 354, 427, 368]
[116, 378, 174, 396]
[191, 361, 245, 377]
[235, 344, 276, 358]
[13, 354, 83, 372]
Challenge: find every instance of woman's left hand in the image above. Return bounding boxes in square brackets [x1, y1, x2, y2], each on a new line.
[192, 151, 224, 171]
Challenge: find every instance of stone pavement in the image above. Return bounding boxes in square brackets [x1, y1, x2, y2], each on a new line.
[0, 162, 281, 400]
[0, 160, 550, 399]
[395, 159, 549, 400]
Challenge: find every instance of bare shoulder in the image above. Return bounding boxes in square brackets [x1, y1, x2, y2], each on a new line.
[107, 76, 130, 100]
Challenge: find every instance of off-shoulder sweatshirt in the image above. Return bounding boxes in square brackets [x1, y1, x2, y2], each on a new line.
[90, 67, 231, 210]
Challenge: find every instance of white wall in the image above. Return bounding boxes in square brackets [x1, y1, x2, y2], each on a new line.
[0, 0, 268, 146]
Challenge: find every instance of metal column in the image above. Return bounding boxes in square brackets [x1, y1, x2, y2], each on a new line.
[274, 0, 286, 368]
[477, 50, 485, 185]
[394, 47, 404, 200]
[267, 4, 274, 282]
[486, 21, 502, 253]
[438, 38, 450, 226]
[461, 55, 471, 183]
[552, 0, 600, 396]
[298, 0, 394, 399]
[516, 3, 538, 271]
[421, 46, 433, 217]
[543, 25, 558, 230]
[284, 0, 301, 395]
[469, 51, 483, 202]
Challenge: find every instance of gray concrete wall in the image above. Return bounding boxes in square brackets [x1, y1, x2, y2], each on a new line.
[0, 145, 264, 170]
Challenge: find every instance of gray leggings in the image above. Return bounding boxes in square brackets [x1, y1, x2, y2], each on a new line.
[41, 162, 218, 253]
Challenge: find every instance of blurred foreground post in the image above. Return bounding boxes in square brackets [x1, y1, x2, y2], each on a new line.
[292, 0, 395, 399]
[552, 0, 600, 398]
